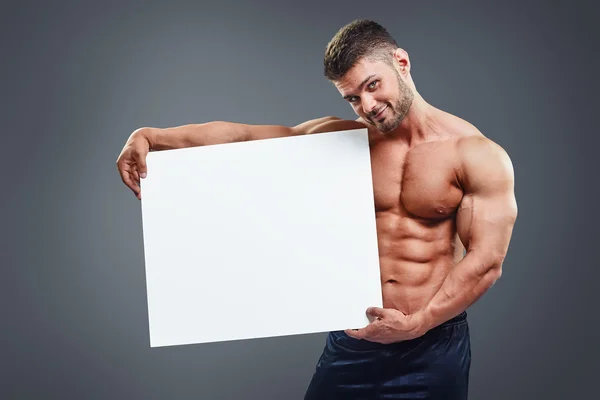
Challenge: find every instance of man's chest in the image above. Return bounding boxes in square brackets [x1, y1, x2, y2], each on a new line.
[369, 139, 464, 219]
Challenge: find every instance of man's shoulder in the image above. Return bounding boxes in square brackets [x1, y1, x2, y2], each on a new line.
[440, 111, 507, 160]
[455, 134, 509, 165]
[436, 108, 486, 140]
[293, 116, 367, 135]
[432, 109, 514, 191]
[454, 134, 514, 193]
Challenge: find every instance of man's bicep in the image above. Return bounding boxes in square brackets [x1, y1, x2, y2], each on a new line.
[457, 190, 517, 267]
[456, 137, 518, 266]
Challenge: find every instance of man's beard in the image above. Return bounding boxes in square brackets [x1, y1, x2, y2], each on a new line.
[367, 75, 414, 133]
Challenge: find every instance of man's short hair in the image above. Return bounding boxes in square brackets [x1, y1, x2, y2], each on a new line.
[324, 20, 398, 81]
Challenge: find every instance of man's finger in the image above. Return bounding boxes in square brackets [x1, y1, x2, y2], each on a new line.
[366, 307, 387, 319]
[117, 164, 140, 194]
[132, 167, 140, 183]
[344, 328, 365, 339]
[345, 321, 379, 339]
[135, 149, 148, 178]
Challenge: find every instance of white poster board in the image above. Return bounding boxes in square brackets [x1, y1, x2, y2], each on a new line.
[140, 128, 382, 347]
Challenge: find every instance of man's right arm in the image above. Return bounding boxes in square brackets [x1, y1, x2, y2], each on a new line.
[145, 116, 361, 150]
[116, 116, 365, 198]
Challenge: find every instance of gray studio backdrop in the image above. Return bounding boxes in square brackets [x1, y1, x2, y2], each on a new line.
[3, 1, 598, 399]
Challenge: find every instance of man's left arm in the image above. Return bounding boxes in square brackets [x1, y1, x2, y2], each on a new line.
[345, 136, 517, 342]
[420, 136, 518, 331]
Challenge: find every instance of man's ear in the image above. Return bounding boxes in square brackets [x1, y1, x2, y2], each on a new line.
[393, 48, 411, 75]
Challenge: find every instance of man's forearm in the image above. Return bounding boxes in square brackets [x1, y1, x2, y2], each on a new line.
[142, 121, 250, 151]
[422, 252, 502, 331]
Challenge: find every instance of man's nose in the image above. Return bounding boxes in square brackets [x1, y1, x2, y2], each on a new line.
[361, 95, 377, 115]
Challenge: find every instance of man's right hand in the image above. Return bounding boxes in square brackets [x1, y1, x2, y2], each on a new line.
[116, 128, 152, 200]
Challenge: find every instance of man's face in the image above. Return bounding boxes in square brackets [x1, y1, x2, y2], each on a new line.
[334, 57, 413, 133]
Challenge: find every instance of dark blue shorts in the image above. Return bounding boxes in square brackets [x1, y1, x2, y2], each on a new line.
[304, 312, 471, 399]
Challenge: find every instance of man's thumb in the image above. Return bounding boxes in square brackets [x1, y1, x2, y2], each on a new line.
[136, 152, 148, 178]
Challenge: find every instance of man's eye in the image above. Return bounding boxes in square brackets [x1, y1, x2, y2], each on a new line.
[368, 81, 378, 90]
[348, 96, 358, 103]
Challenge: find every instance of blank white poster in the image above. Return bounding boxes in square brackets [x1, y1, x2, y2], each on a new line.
[140, 128, 382, 347]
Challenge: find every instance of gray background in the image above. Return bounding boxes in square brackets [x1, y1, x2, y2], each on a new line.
[2, 0, 598, 399]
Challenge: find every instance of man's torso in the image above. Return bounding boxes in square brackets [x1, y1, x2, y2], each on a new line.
[364, 111, 482, 314]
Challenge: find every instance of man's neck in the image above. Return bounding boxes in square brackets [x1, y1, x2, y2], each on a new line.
[389, 95, 439, 146]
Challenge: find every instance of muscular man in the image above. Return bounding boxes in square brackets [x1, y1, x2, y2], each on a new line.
[117, 20, 517, 399]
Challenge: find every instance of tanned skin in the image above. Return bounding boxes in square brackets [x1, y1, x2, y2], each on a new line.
[117, 48, 517, 343]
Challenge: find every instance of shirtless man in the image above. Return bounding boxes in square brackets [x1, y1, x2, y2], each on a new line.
[117, 20, 517, 399]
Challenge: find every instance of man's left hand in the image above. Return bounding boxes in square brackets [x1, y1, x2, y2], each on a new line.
[344, 307, 430, 344]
